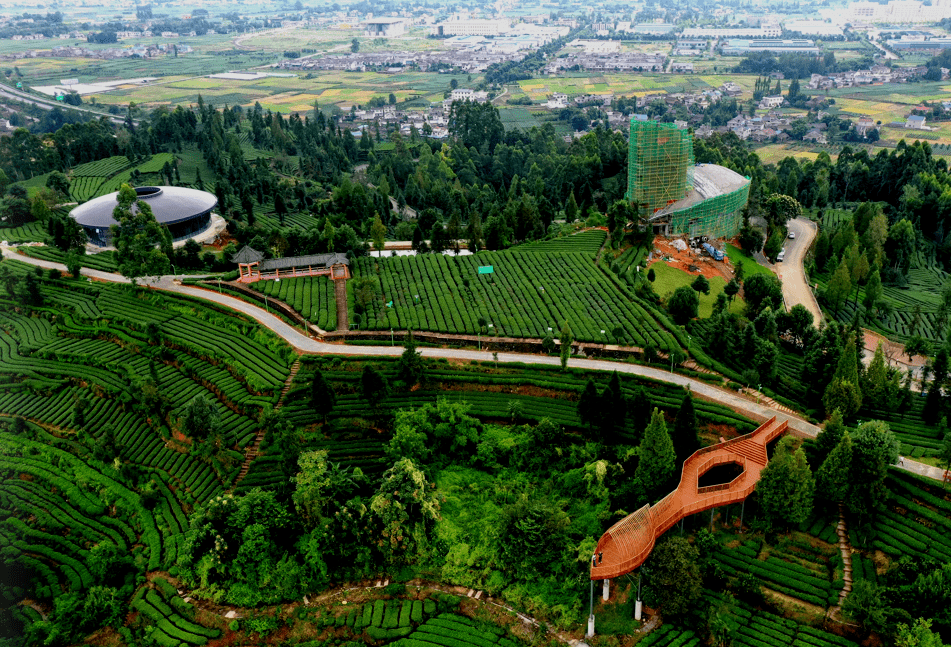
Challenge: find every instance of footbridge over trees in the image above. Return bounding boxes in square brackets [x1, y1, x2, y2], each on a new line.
[591, 416, 788, 580]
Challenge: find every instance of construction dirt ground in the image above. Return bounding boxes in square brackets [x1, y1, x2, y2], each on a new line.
[647, 237, 737, 283]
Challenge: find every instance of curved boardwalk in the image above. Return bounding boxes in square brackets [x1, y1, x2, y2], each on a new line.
[591, 416, 788, 580]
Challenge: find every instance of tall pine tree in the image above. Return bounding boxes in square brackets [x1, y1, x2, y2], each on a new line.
[672, 390, 699, 463]
[815, 432, 852, 508]
[757, 437, 814, 531]
[310, 370, 337, 423]
[633, 408, 677, 504]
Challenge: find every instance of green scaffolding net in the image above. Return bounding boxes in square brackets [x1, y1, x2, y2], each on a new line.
[625, 120, 694, 215]
[626, 119, 750, 239]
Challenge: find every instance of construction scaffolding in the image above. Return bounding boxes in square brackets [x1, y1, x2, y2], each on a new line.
[625, 120, 694, 217]
[665, 180, 751, 238]
[625, 119, 751, 239]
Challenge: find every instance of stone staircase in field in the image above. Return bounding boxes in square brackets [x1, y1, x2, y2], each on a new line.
[683, 361, 798, 416]
[836, 506, 854, 606]
[230, 358, 301, 490]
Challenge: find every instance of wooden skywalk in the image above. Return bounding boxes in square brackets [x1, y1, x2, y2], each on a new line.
[590, 416, 788, 580]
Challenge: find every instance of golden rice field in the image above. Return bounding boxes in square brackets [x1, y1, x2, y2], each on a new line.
[754, 145, 828, 165]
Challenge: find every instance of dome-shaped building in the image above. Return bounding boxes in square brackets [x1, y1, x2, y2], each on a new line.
[70, 186, 218, 247]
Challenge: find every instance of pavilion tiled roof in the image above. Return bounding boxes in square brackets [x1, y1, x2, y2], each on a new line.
[232, 245, 264, 264]
[259, 253, 350, 271]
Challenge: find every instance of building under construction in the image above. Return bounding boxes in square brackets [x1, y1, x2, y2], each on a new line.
[626, 120, 750, 239]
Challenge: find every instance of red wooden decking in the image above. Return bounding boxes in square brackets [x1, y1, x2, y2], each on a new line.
[590, 416, 788, 580]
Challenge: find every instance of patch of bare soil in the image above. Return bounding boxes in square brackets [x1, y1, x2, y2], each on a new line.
[648, 237, 736, 283]
[432, 381, 570, 401]
[762, 588, 827, 617]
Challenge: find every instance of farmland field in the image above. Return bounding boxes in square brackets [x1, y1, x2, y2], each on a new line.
[32, 65, 477, 111]
[251, 275, 338, 331]
[344, 238, 686, 350]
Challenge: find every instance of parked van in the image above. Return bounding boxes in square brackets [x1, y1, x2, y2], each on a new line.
[776, 248, 786, 262]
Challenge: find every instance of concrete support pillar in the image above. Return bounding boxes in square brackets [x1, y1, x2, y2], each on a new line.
[710, 506, 715, 531]
[602, 579, 610, 601]
[635, 567, 644, 621]
[586, 578, 595, 638]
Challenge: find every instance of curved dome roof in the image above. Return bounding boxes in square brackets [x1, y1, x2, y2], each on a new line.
[70, 186, 217, 229]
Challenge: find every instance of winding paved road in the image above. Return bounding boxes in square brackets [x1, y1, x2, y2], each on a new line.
[775, 217, 823, 325]
[0, 82, 128, 126]
[4, 245, 944, 482]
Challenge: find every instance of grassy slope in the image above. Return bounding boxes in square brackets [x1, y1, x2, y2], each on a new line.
[725, 244, 773, 279]
[650, 262, 743, 318]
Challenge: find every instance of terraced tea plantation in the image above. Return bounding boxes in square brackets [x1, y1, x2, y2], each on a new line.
[67, 153, 177, 203]
[0, 262, 291, 609]
[236, 355, 757, 491]
[348, 236, 683, 350]
[131, 577, 220, 646]
[701, 591, 860, 647]
[816, 215, 950, 345]
[871, 470, 951, 562]
[251, 274, 338, 331]
[393, 611, 525, 647]
[712, 534, 844, 608]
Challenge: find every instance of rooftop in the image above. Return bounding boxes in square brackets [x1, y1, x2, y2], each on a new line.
[648, 164, 751, 221]
[70, 186, 217, 229]
[259, 253, 350, 271]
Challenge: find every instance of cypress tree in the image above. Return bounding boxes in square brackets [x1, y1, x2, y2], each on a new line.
[672, 390, 699, 462]
[823, 337, 863, 419]
[396, 331, 425, 387]
[634, 408, 677, 502]
[577, 379, 601, 430]
[310, 370, 337, 422]
[815, 432, 853, 507]
[601, 371, 628, 439]
[629, 386, 652, 440]
[815, 408, 845, 460]
[757, 437, 814, 530]
[361, 366, 389, 408]
[565, 191, 579, 223]
[559, 320, 572, 371]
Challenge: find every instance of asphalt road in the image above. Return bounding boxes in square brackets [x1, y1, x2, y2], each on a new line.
[774, 217, 823, 326]
[0, 83, 127, 126]
[4, 245, 946, 482]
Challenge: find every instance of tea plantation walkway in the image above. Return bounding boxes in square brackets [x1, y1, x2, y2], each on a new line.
[4, 246, 944, 482]
[591, 416, 788, 580]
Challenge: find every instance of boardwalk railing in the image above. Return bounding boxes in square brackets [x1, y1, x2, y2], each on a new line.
[590, 416, 787, 580]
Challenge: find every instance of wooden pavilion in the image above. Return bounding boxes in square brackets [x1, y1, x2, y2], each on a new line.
[232, 246, 350, 283]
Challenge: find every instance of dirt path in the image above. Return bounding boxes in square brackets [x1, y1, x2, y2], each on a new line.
[231, 358, 300, 489]
[335, 278, 349, 331]
[835, 506, 854, 607]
